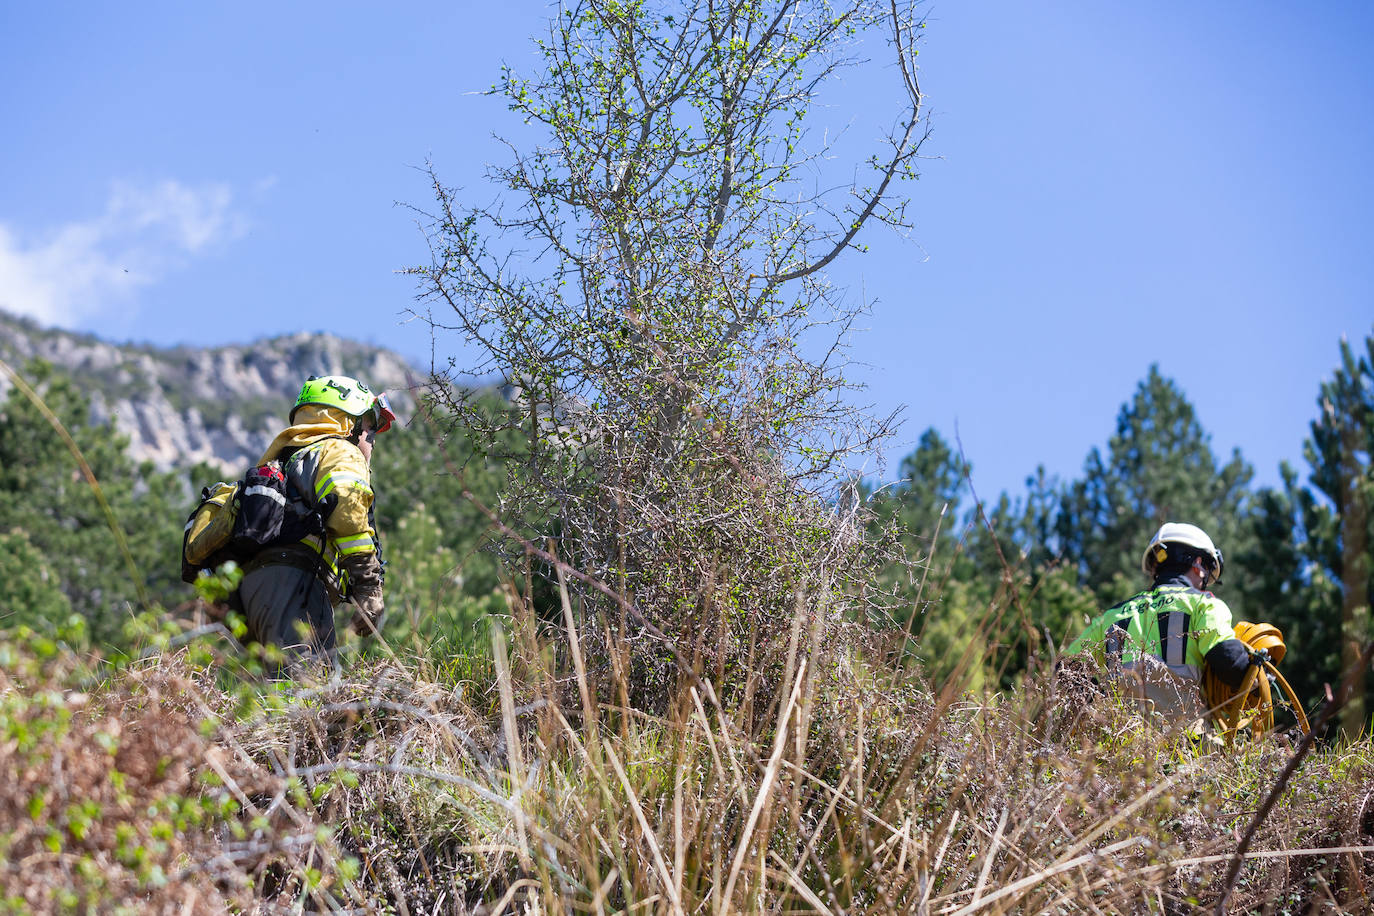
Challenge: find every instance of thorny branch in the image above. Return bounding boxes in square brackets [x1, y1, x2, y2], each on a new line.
[407, 0, 925, 711]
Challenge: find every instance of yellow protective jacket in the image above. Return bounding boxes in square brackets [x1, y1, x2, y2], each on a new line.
[257, 405, 384, 624]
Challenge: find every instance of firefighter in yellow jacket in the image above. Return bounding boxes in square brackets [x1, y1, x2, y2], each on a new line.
[238, 375, 394, 669]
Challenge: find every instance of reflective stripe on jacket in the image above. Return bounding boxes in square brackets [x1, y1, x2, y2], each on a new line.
[281, 437, 378, 594]
[1066, 579, 1236, 685]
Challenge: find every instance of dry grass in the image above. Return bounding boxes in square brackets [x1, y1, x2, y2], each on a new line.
[2, 590, 1372, 914]
[0, 640, 267, 913]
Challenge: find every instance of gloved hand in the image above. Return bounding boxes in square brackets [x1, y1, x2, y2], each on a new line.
[1248, 647, 1271, 667]
[349, 614, 381, 638]
[349, 589, 385, 639]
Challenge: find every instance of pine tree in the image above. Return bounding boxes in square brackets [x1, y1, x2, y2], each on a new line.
[1057, 365, 1254, 606]
[874, 433, 1097, 690]
[368, 400, 516, 653]
[868, 428, 975, 687]
[1299, 331, 1373, 734]
[0, 529, 72, 630]
[0, 361, 185, 645]
[1233, 462, 1340, 720]
[884, 427, 968, 549]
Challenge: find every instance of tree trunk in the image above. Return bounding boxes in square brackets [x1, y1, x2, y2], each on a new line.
[1338, 421, 1370, 737]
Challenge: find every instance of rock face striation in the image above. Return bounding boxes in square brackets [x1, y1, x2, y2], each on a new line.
[0, 310, 423, 474]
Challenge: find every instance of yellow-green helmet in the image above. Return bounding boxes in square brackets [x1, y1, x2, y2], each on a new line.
[291, 375, 395, 432]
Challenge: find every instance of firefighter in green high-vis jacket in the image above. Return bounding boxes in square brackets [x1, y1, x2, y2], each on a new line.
[1067, 523, 1252, 723]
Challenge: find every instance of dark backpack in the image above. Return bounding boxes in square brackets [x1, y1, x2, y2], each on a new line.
[231, 462, 290, 555]
[181, 457, 325, 584]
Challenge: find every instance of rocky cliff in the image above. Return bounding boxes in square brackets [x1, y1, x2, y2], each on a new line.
[0, 309, 423, 473]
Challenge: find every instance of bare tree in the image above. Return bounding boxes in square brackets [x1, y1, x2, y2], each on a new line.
[408, 0, 929, 711]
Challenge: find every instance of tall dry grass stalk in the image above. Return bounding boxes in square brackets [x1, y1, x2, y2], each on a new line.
[3, 562, 1372, 913]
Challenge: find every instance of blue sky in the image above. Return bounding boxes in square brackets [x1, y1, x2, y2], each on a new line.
[2, 2, 1371, 503]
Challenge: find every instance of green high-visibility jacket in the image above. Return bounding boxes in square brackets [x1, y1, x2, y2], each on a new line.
[1067, 581, 1237, 686]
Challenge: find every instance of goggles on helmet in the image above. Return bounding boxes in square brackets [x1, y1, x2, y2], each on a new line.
[368, 392, 395, 434]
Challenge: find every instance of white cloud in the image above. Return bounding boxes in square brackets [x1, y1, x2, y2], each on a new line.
[0, 180, 246, 326]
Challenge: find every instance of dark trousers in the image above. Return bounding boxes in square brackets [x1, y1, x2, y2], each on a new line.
[240, 562, 337, 675]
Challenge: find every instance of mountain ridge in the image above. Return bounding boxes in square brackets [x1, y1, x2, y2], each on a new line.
[0, 309, 423, 474]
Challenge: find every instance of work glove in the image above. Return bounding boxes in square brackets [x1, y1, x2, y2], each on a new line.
[339, 551, 385, 639]
[348, 588, 386, 639]
[1248, 647, 1271, 668]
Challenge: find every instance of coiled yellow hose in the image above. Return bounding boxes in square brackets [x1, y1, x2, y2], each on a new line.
[1202, 621, 1311, 745]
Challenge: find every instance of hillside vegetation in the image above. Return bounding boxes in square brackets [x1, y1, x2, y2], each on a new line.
[1, 587, 1372, 913]
[2, 0, 1373, 911]
[1, 317, 1371, 913]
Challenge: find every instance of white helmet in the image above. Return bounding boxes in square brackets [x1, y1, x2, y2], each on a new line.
[1141, 522, 1224, 587]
